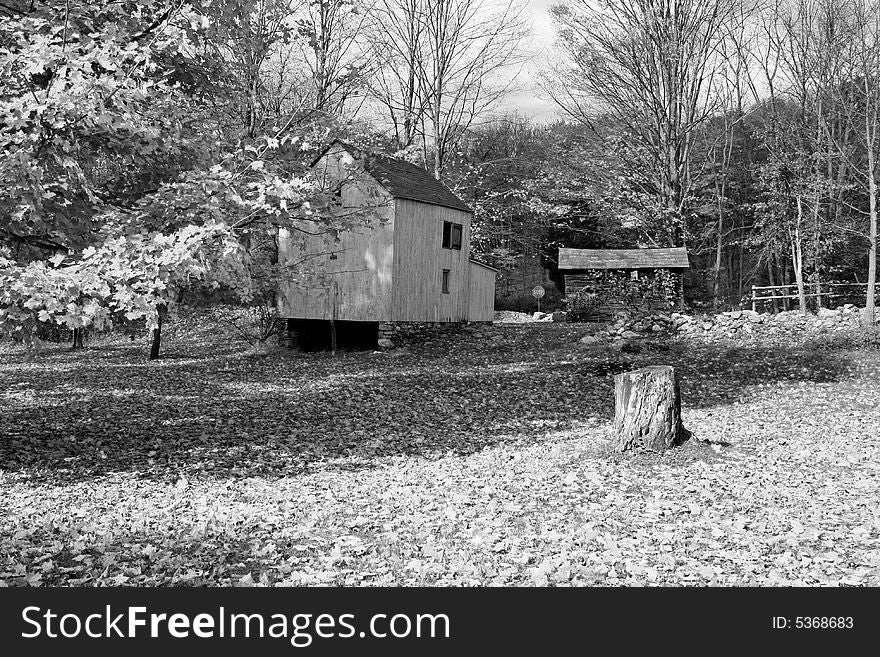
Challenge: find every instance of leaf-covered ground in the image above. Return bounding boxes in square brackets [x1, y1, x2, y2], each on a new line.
[2, 319, 879, 586]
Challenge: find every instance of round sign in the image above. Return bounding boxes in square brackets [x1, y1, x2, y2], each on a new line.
[532, 285, 545, 299]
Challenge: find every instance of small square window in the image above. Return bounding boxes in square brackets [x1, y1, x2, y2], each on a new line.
[442, 269, 450, 293]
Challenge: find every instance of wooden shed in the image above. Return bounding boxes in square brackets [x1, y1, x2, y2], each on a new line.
[559, 247, 689, 317]
[277, 141, 496, 347]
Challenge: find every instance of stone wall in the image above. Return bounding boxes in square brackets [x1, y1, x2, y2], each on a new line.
[277, 319, 296, 348]
[581, 305, 865, 346]
[377, 321, 492, 349]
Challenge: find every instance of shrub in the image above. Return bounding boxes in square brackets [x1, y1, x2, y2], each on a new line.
[210, 303, 280, 346]
[34, 321, 73, 344]
[563, 287, 601, 316]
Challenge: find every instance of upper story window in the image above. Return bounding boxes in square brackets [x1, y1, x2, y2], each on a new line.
[442, 221, 462, 250]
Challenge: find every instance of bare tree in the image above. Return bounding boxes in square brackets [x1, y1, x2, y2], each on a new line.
[371, 0, 428, 149]
[373, 0, 528, 178]
[764, 0, 852, 314]
[706, 1, 759, 305]
[295, 0, 378, 116]
[202, 0, 379, 135]
[548, 0, 738, 246]
[832, 0, 880, 324]
[203, 0, 303, 139]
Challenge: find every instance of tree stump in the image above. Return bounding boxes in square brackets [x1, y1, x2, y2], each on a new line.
[613, 365, 690, 452]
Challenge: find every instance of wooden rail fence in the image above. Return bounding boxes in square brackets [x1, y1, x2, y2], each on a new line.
[750, 282, 880, 313]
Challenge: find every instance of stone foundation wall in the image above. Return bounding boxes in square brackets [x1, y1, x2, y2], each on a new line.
[277, 319, 296, 348]
[377, 321, 492, 348]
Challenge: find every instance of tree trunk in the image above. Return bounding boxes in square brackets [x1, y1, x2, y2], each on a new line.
[767, 254, 779, 314]
[792, 198, 807, 315]
[149, 311, 163, 361]
[865, 199, 876, 327]
[432, 113, 442, 180]
[865, 130, 877, 326]
[713, 210, 723, 307]
[432, 73, 443, 180]
[613, 366, 690, 452]
[779, 251, 790, 311]
[737, 239, 744, 303]
[330, 282, 338, 355]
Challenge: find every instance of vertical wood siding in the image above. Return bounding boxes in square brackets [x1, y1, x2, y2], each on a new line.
[468, 262, 497, 321]
[391, 199, 472, 322]
[278, 147, 395, 321]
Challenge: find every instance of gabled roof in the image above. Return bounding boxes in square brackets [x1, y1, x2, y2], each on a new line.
[558, 247, 690, 270]
[314, 140, 473, 213]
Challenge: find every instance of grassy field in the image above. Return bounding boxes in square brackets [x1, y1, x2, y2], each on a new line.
[2, 318, 879, 586]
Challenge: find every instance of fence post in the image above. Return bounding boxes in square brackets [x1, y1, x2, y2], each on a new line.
[816, 282, 823, 309]
[751, 286, 757, 313]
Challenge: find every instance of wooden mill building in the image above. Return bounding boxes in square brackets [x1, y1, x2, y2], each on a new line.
[277, 141, 496, 348]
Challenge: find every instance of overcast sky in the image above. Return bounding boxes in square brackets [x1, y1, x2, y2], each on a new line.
[505, 0, 561, 122]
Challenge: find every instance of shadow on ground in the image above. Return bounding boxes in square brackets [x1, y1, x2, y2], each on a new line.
[0, 324, 859, 484]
